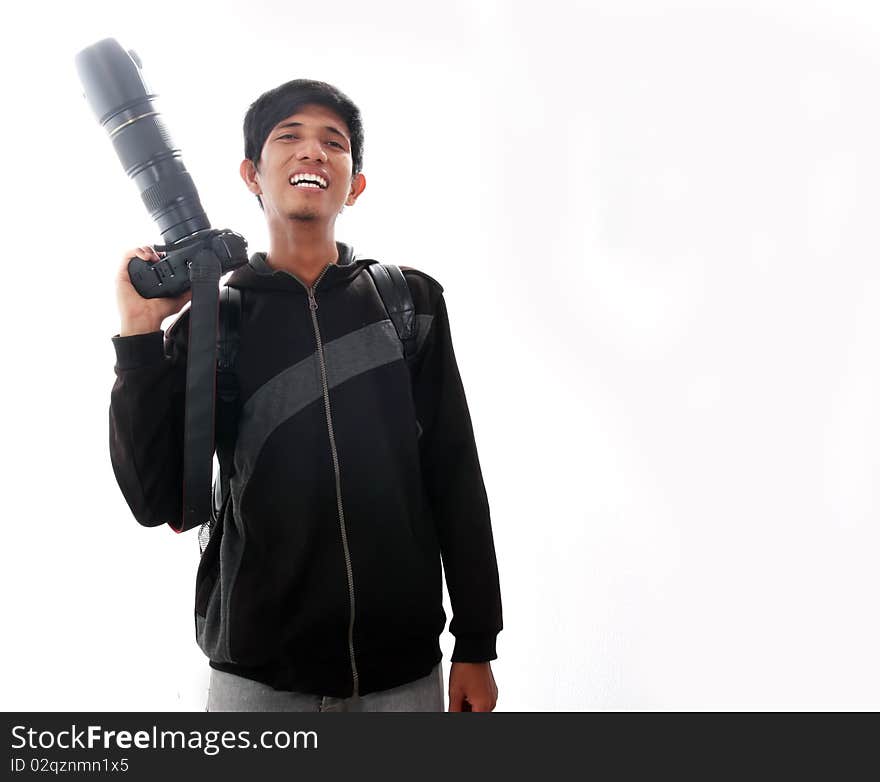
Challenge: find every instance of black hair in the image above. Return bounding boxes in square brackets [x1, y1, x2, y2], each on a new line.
[242, 78, 364, 210]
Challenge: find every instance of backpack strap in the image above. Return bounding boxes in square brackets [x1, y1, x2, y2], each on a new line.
[365, 262, 417, 363]
[200, 285, 242, 554]
[216, 285, 242, 399]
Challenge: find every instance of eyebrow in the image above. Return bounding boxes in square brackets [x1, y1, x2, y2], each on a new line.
[275, 121, 349, 142]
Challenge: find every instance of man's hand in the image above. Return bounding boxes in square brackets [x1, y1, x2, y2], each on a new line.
[117, 245, 192, 336]
[448, 661, 498, 712]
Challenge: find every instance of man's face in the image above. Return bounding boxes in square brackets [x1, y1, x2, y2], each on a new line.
[240, 103, 366, 223]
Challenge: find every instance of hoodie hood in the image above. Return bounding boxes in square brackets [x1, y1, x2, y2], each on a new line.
[226, 241, 371, 294]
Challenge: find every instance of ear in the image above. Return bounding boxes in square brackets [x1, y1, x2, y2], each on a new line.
[345, 172, 367, 206]
[240, 159, 261, 195]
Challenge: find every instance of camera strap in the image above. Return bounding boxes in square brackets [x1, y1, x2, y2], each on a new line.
[174, 246, 223, 533]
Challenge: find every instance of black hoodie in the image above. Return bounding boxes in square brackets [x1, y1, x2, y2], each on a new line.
[108, 241, 502, 697]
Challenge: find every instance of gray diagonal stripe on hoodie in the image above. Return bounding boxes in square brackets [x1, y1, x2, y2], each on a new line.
[234, 312, 434, 497]
[197, 314, 432, 663]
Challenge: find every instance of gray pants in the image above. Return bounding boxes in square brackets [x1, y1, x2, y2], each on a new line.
[206, 661, 445, 712]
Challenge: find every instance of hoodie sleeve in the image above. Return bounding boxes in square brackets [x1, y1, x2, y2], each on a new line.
[411, 290, 503, 663]
[108, 310, 190, 529]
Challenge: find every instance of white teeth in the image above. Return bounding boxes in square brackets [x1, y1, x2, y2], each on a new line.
[289, 173, 327, 188]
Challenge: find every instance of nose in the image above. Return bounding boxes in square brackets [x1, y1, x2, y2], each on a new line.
[297, 136, 327, 162]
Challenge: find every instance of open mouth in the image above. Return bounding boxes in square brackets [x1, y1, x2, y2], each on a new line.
[289, 174, 328, 190]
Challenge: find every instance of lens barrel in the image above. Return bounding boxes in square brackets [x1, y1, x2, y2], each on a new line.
[75, 38, 210, 244]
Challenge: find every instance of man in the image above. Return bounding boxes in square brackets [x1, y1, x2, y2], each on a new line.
[109, 79, 502, 712]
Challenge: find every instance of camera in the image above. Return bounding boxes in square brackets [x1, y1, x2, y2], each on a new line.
[74, 37, 247, 297]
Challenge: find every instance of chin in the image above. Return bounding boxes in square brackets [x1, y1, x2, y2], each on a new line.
[286, 210, 321, 221]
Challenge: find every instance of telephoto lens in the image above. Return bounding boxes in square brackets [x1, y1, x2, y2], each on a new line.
[74, 38, 210, 244]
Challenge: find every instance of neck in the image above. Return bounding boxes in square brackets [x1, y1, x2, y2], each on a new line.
[265, 222, 339, 288]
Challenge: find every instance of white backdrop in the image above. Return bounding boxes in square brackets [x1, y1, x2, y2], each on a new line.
[2, 0, 879, 711]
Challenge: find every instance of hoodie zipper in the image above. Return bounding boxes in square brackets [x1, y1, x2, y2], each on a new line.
[298, 263, 360, 697]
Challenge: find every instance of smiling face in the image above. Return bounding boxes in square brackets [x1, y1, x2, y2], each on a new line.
[240, 103, 366, 225]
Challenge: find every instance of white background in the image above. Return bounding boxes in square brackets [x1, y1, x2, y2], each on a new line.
[2, 0, 879, 711]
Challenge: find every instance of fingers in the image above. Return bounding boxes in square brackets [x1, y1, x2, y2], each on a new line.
[124, 245, 165, 264]
[119, 245, 159, 277]
[137, 244, 161, 261]
[448, 690, 496, 712]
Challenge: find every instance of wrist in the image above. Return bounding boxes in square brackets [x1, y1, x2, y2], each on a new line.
[120, 317, 162, 337]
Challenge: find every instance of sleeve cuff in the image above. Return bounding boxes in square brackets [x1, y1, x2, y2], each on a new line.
[451, 634, 498, 663]
[112, 331, 165, 370]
